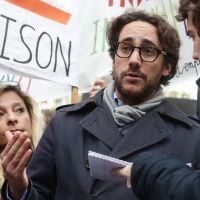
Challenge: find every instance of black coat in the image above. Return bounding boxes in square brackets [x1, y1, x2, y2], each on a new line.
[3, 91, 200, 200]
[132, 151, 200, 200]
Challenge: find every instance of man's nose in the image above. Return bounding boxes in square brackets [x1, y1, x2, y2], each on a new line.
[128, 48, 141, 65]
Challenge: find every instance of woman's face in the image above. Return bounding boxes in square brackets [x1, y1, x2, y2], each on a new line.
[0, 91, 32, 151]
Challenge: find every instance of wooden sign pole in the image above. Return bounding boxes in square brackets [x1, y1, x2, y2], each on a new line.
[71, 86, 79, 104]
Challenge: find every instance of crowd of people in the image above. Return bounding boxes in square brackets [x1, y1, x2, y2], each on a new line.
[0, 0, 200, 200]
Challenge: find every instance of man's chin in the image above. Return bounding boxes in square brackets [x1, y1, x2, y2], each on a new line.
[121, 84, 143, 95]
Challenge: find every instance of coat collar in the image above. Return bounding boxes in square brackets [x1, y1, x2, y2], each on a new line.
[62, 92, 198, 158]
[60, 89, 104, 113]
[156, 99, 195, 127]
[63, 92, 195, 128]
[81, 104, 173, 158]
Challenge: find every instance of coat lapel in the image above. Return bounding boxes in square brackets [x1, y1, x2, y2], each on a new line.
[80, 104, 122, 149]
[76, 96, 192, 160]
[110, 111, 172, 158]
[81, 102, 172, 158]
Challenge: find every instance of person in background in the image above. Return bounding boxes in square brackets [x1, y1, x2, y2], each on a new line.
[177, 0, 200, 60]
[89, 79, 107, 97]
[0, 84, 44, 200]
[113, 1, 200, 200]
[89, 73, 113, 97]
[1, 9, 200, 200]
[41, 109, 55, 126]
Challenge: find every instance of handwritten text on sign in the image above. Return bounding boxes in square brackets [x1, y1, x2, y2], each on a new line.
[0, 1, 79, 85]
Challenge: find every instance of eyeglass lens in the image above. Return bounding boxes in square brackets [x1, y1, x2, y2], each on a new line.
[116, 42, 160, 62]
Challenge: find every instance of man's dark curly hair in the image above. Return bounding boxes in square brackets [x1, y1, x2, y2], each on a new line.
[106, 10, 181, 86]
[176, 0, 200, 36]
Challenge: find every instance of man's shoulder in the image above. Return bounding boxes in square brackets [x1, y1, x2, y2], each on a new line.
[158, 99, 200, 128]
[56, 103, 75, 112]
[56, 90, 104, 114]
[188, 116, 200, 124]
[56, 97, 101, 114]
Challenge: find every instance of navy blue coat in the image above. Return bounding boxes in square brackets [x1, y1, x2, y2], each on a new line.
[3, 91, 200, 200]
[132, 151, 200, 200]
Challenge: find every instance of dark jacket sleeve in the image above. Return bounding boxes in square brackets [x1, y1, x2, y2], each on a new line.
[131, 151, 200, 200]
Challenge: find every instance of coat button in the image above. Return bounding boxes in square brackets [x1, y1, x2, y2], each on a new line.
[159, 111, 166, 115]
[88, 195, 98, 200]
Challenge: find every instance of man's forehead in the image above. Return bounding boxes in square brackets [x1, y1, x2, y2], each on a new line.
[119, 21, 160, 46]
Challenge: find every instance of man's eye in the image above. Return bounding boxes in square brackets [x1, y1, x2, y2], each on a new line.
[143, 47, 154, 54]
[120, 45, 131, 52]
[120, 45, 130, 50]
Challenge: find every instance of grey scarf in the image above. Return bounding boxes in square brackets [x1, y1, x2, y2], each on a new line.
[103, 81, 165, 127]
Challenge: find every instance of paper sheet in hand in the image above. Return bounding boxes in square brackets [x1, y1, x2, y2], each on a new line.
[88, 150, 131, 181]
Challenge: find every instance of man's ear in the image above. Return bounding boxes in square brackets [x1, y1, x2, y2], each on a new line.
[162, 64, 172, 77]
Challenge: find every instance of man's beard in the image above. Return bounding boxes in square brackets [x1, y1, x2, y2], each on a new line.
[113, 71, 160, 105]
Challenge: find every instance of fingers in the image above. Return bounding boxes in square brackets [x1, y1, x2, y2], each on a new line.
[6, 131, 14, 141]
[112, 163, 133, 188]
[1, 131, 20, 159]
[0, 131, 32, 177]
[127, 178, 132, 188]
[10, 137, 32, 168]
[0, 131, 31, 199]
[15, 148, 32, 173]
[112, 164, 132, 177]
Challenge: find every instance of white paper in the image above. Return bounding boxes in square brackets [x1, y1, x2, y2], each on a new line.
[88, 150, 131, 181]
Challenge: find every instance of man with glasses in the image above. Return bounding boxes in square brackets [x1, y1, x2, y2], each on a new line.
[112, 1, 200, 200]
[1, 9, 200, 200]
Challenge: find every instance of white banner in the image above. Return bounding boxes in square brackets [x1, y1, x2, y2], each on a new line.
[0, 0, 198, 101]
[0, 0, 81, 86]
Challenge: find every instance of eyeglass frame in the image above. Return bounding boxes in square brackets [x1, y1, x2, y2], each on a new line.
[184, 20, 189, 36]
[112, 41, 167, 63]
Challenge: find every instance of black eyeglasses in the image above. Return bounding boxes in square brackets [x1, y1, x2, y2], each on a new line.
[184, 20, 189, 36]
[112, 42, 167, 62]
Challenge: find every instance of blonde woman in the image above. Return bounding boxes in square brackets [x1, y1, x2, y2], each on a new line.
[0, 84, 44, 199]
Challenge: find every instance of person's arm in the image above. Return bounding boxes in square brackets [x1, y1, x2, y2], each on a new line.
[5, 181, 30, 200]
[114, 151, 200, 200]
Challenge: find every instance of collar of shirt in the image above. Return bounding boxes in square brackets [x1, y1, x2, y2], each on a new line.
[114, 92, 124, 106]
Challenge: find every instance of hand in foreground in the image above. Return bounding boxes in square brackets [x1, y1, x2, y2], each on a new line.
[112, 163, 133, 188]
[0, 131, 32, 199]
